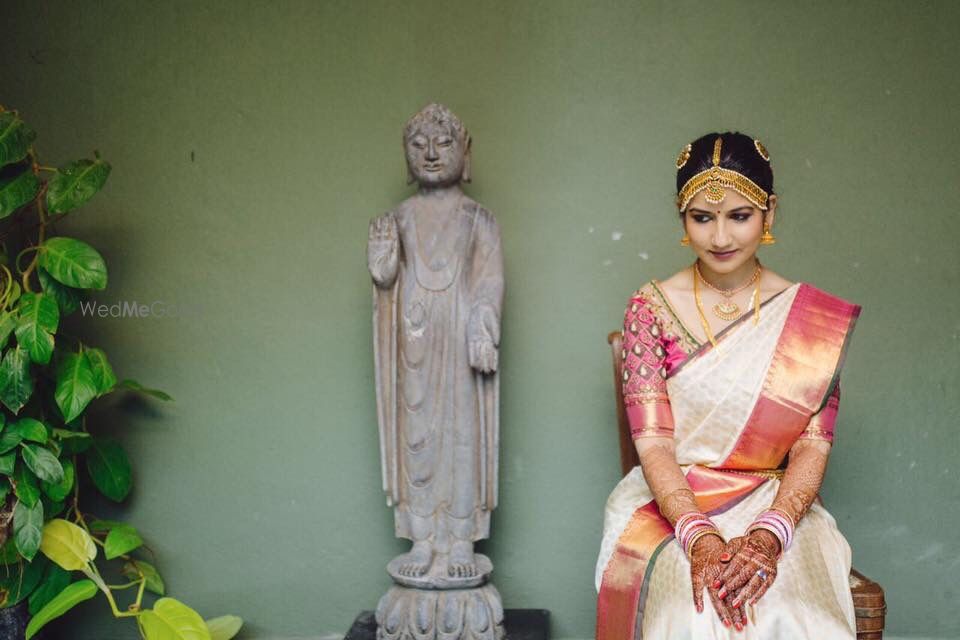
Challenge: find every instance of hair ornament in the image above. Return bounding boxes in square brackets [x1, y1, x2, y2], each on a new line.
[676, 143, 692, 170]
[676, 134, 769, 212]
[754, 139, 770, 162]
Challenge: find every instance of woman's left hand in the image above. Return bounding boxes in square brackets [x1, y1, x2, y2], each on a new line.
[715, 530, 780, 607]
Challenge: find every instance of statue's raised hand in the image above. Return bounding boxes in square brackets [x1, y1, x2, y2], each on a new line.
[368, 213, 399, 287]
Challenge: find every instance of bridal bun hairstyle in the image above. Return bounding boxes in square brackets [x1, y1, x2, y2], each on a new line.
[675, 132, 775, 215]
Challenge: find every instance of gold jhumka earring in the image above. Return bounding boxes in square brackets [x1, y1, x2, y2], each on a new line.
[680, 233, 690, 246]
[760, 222, 776, 245]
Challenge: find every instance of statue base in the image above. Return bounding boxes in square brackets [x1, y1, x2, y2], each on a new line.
[375, 583, 506, 640]
[347, 609, 549, 640]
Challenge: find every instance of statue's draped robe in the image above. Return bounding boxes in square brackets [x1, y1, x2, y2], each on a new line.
[372, 198, 503, 546]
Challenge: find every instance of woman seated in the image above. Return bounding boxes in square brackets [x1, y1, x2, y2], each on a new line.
[595, 132, 861, 639]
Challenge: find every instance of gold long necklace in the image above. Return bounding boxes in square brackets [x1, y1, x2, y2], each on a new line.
[694, 260, 762, 320]
[693, 262, 763, 348]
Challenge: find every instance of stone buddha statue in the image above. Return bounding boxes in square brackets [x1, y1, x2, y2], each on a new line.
[367, 103, 504, 586]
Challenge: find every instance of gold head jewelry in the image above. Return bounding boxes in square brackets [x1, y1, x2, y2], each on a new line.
[754, 139, 770, 161]
[676, 143, 692, 170]
[676, 135, 770, 212]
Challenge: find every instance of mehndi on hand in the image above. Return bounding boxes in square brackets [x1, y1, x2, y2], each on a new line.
[716, 530, 780, 608]
[690, 533, 747, 630]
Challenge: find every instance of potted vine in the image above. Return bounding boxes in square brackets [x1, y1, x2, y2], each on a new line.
[0, 106, 242, 639]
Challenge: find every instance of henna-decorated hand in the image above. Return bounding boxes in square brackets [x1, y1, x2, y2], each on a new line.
[690, 533, 747, 631]
[716, 530, 780, 609]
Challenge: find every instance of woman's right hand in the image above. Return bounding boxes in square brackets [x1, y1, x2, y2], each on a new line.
[690, 533, 746, 631]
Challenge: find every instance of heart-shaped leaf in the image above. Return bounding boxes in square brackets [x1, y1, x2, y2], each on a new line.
[0, 346, 34, 413]
[140, 598, 211, 640]
[37, 268, 83, 316]
[15, 293, 58, 365]
[0, 428, 23, 454]
[25, 579, 98, 639]
[0, 112, 37, 168]
[14, 462, 40, 507]
[10, 418, 48, 444]
[42, 457, 74, 502]
[39, 519, 96, 570]
[55, 352, 97, 423]
[206, 615, 243, 640]
[38, 237, 107, 290]
[0, 451, 15, 475]
[14, 499, 44, 560]
[21, 444, 63, 485]
[85, 437, 131, 502]
[104, 523, 142, 559]
[28, 564, 72, 615]
[45, 157, 111, 214]
[84, 348, 116, 395]
[0, 167, 40, 219]
[121, 559, 165, 595]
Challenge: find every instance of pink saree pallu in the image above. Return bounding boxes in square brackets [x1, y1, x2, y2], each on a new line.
[596, 284, 861, 640]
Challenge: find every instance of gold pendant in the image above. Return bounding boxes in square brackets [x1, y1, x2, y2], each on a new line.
[713, 300, 741, 321]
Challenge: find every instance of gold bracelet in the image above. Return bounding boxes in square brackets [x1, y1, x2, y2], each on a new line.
[686, 528, 723, 558]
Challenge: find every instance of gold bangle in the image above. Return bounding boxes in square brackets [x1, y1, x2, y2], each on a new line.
[686, 528, 723, 557]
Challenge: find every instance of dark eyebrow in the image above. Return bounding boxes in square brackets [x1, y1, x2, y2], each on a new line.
[688, 208, 714, 215]
[727, 206, 754, 214]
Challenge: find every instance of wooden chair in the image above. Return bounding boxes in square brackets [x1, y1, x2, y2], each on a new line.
[606, 330, 886, 639]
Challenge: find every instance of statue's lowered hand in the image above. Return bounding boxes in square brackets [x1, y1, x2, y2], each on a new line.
[468, 338, 498, 373]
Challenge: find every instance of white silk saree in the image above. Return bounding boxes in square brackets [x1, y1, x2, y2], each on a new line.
[596, 283, 861, 640]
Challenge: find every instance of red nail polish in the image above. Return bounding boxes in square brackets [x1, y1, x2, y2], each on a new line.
[723, 619, 731, 628]
[735, 623, 743, 631]
[713, 580, 722, 589]
[732, 599, 741, 608]
[718, 588, 727, 599]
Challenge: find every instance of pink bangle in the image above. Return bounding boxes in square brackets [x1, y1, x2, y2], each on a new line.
[674, 512, 721, 558]
[747, 510, 794, 552]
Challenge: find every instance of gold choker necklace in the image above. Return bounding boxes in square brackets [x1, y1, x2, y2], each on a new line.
[694, 261, 762, 320]
[693, 262, 763, 347]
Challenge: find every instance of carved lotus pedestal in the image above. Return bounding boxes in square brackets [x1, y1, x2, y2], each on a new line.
[375, 554, 505, 640]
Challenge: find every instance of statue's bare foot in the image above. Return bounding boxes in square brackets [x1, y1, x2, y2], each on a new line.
[396, 541, 433, 577]
[448, 540, 477, 578]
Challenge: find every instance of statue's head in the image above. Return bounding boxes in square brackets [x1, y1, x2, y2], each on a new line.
[403, 103, 471, 187]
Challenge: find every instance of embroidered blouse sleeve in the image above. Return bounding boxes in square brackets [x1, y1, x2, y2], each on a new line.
[621, 293, 676, 439]
[798, 381, 841, 443]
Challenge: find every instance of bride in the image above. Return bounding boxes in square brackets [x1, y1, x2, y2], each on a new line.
[595, 132, 861, 639]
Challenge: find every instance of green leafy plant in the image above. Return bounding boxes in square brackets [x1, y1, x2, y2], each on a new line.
[0, 106, 241, 639]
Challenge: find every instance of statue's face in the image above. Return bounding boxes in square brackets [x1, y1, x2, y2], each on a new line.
[404, 124, 466, 188]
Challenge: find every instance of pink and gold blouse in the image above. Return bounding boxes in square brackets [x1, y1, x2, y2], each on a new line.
[621, 281, 840, 443]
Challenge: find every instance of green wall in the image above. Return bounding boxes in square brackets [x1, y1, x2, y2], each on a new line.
[3, 1, 958, 638]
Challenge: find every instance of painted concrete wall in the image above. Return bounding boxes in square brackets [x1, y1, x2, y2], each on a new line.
[2, 1, 958, 638]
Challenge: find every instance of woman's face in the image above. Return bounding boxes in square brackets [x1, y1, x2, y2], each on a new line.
[681, 188, 777, 277]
